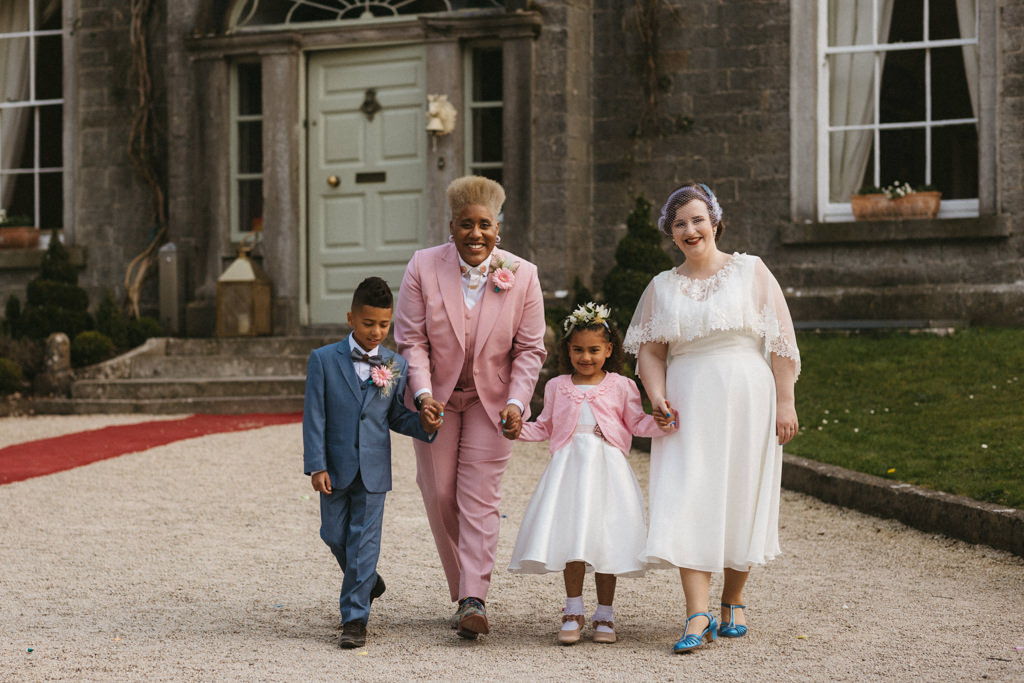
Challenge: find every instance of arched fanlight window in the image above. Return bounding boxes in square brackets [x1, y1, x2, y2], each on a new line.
[230, 0, 504, 28]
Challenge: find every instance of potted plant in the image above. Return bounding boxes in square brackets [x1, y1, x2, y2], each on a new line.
[850, 182, 942, 221]
[0, 210, 39, 249]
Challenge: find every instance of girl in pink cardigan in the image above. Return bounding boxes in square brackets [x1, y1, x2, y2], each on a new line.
[505, 303, 676, 645]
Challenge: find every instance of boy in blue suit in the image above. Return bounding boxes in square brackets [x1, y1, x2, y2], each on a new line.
[303, 277, 441, 649]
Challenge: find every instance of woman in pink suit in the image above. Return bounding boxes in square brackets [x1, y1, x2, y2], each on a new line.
[394, 176, 547, 639]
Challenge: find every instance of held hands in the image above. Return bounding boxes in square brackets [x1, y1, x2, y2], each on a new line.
[419, 395, 445, 434]
[777, 400, 798, 445]
[311, 470, 332, 495]
[500, 403, 523, 440]
[653, 398, 678, 432]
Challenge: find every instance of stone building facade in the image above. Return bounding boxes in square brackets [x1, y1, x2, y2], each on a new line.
[1, 0, 1021, 335]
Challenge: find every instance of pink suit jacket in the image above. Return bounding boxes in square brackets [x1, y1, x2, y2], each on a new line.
[394, 242, 547, 429]
[519, 372, 670, 455]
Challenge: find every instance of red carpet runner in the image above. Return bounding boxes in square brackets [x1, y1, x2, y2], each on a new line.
[0, 413, 302, 485]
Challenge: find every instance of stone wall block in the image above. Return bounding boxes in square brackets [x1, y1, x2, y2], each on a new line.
[725, 23, 787, 48]
[78, 130, 108, 168]
[79, 86, 109, 110]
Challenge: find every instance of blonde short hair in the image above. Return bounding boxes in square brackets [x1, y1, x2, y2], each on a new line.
[447, 175, 505, 218]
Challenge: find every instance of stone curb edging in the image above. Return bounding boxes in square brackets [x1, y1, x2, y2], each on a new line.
[782, 453, 1024, 558]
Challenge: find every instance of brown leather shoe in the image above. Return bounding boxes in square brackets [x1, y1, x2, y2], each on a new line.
[557, 614, 585, 645]
[456, 597, 489, 639]
[339, 621, 367, 649]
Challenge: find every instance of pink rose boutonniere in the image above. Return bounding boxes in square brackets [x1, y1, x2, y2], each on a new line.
[369, 358, 401, 398]
[490, 256, 520, 292]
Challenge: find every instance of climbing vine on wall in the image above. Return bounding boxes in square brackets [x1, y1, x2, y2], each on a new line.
[628, 0, 683, 138]
[124, 0, 167, 318]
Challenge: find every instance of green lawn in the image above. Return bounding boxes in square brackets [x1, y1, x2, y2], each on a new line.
[787, 327, 1024, 509]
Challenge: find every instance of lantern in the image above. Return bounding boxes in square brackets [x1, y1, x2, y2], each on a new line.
[216, 252, 272, 337]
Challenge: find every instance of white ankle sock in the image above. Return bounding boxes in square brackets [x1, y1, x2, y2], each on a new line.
[562, 596, 585, 631]
[564, 596, 584, 614]
[591, 604, 614, 632]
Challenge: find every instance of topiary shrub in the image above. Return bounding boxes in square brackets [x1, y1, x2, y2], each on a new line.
[71, 330, 115, 368]
[601, 195, 673, 333]
[0, 357, 23, 394]
[26, 280, 89, 310]
[3, 295, 22, 338]
[95, 291, 130, 349]
[126, 316, 164, 349]
[22, 238, 92, 340]
[38, 238, 78, 284]
[546, 276, 594, 333]
[21, 306, 92, 341]
[0, 335, 43, 381]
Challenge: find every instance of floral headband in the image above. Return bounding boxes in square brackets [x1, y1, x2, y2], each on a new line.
[657, 183, 723, 235]
[562, 302, 612, 338]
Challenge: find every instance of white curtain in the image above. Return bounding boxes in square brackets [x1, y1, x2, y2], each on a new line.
[955, 0, 978, 119]
[828, 0, 894, 202]
[0, 0, 30, 210]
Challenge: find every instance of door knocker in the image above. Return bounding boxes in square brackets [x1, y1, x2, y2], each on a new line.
[360, 88, 382, 122]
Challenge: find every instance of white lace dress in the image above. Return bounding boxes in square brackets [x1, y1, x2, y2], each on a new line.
[624, 253, 800, 572]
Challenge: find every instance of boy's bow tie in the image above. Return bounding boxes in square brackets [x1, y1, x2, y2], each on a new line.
[351, 349, 383, 367]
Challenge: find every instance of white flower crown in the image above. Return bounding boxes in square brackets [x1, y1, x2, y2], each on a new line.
[562, 302, 612, 337]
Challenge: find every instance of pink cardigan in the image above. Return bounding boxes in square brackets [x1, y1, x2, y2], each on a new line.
[519, 373, 671, 455]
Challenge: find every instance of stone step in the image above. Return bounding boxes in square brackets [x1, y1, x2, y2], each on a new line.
[32, 396, 305, 415]
[71, 376, 306, 401]
[130, 355, 309, 379]
[54, 336, 359, 415]
[163, 336, 339, 357]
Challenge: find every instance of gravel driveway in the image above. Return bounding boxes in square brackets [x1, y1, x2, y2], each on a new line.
[1, 415, 1022, 681]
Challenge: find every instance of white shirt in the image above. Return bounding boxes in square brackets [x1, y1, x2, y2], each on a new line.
[457, 253, 493, 310]
[348, 336, 380, 383]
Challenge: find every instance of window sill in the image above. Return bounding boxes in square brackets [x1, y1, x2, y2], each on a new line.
[780, 216, 1008, 246]
[0, 246, 87, 270]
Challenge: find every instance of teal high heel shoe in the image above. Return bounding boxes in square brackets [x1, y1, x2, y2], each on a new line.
[672, 612, 718, 653]
[718, 603, 747, 638]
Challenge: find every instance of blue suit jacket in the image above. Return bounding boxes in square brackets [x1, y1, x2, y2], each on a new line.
[302, 336, 434, 494]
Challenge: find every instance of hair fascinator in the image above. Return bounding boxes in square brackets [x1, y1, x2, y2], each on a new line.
[657, 183, 723, 235]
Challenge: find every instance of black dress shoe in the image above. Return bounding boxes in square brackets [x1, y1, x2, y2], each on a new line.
[339, 621, 367, 649]
[370, 574, 386, 602]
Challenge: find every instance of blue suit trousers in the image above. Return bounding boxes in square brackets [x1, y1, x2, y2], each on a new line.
[319, 471, 386, 625]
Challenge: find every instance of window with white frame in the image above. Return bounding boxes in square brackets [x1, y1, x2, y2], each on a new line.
[464, 45, 503, 184]
[820, 0, 979, 221]
[0, 0, 62, 231]
[231, 61, 263, 240]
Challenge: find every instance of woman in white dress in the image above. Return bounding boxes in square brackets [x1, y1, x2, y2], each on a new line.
[624, 183, 800, 653]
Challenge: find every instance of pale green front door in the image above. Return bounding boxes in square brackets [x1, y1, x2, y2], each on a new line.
[307, 44, 428, 323]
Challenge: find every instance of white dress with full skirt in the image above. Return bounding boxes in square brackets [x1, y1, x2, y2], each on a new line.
[508, 387, 648, 577]
[624, 253, 800, 572]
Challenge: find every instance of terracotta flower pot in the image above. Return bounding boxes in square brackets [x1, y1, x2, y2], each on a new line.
[894, 191, 941, 219]
[850, 193, 889, 221]
[0, 226, 40, 249]
[850, 191, 942, 221]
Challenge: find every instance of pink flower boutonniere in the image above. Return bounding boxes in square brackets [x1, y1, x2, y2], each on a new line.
[369, 359, 401, 398]
[490, 256, 520, 292]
